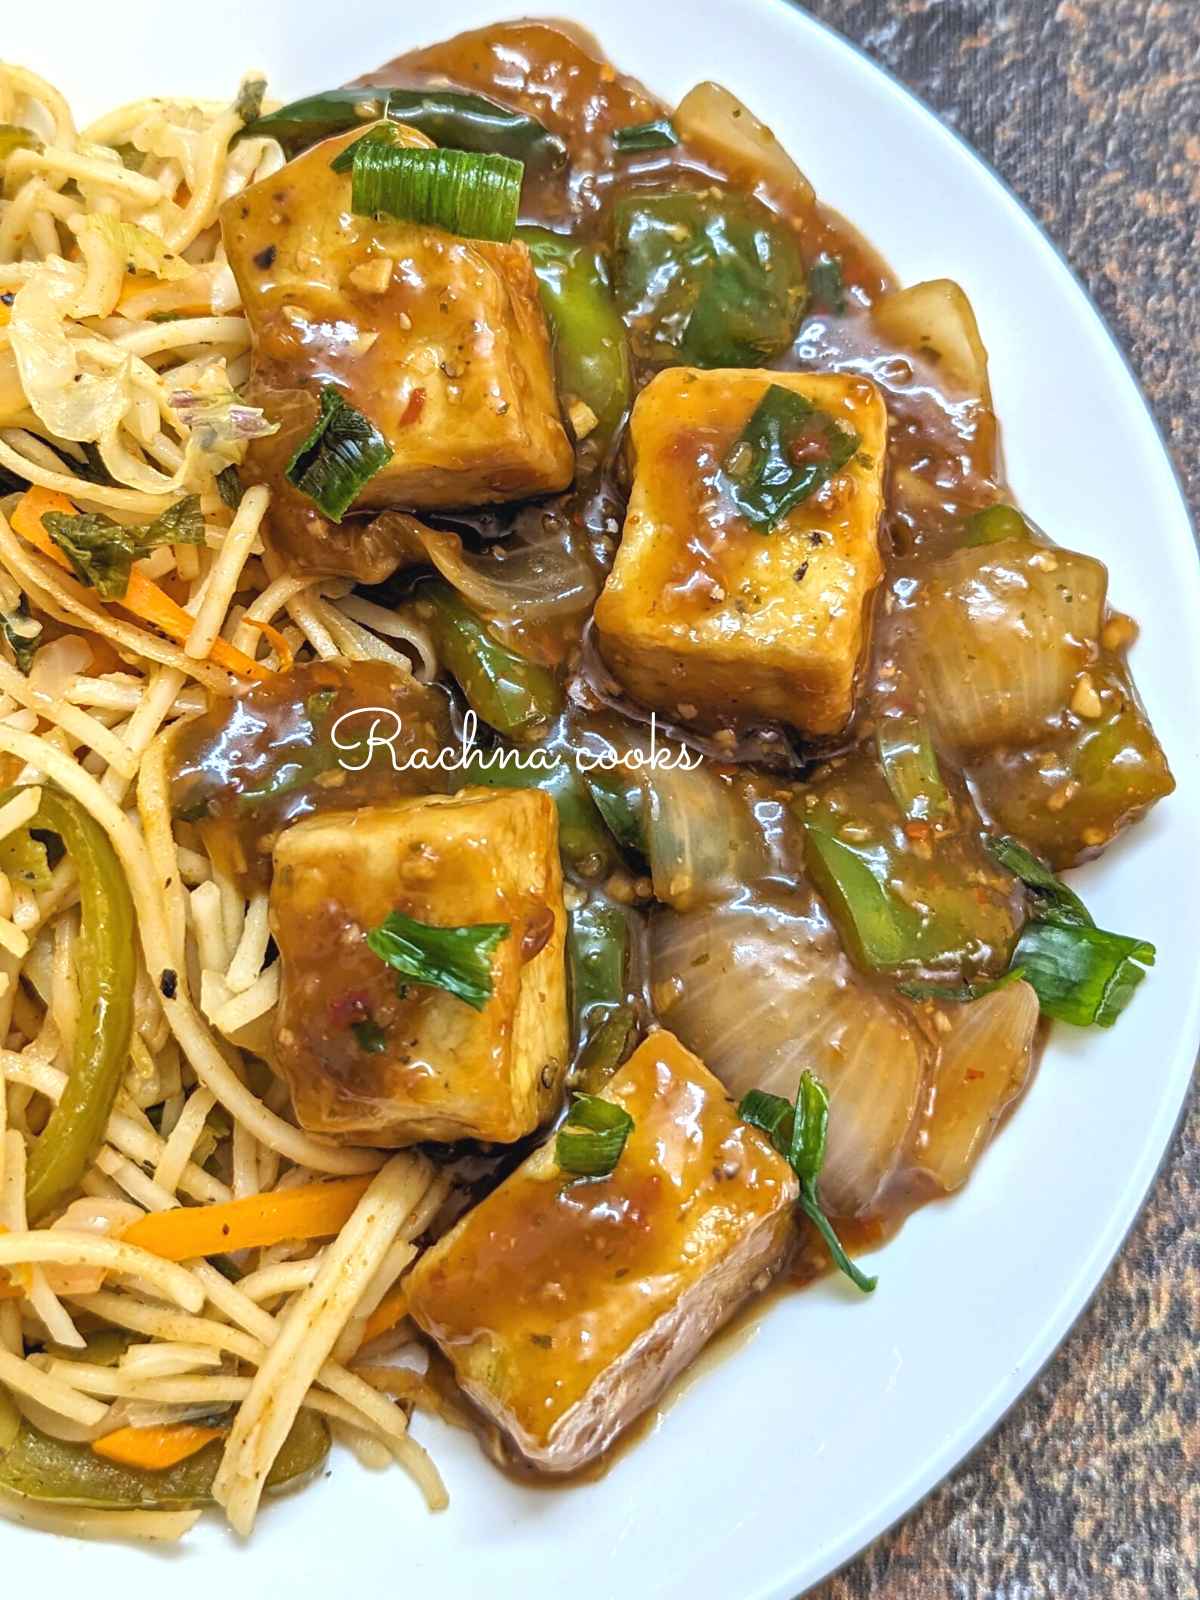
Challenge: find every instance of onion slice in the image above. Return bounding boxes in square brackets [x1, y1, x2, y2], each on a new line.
[652, 892, 928, 1215]
[673, 82, 815, 219]
[913, 981, 1040, 1191]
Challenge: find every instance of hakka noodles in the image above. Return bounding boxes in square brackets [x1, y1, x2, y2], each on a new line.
[0, 18, 1169, 1543]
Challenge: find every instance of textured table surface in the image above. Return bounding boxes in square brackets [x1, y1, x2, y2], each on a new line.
[795, 3, 1199, 1597]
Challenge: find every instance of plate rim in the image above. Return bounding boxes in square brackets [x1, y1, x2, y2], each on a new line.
[754, 1, 1200, 1590]
[0, 4, 1196, 1596]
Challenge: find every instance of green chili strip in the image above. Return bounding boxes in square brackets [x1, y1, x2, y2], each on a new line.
[4, 786, 136, 1223]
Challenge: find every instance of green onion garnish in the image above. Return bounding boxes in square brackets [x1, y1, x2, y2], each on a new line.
[984, 835, 1092, 927]
[556, 1092, 634, 1178]
[739, 1072, 876, 1293]
[986, 835, 1155, 1025]
[215, 464, 243, 510]
[876, 715, 951, 825]
[42, 496, 204, 601]
[366, 911, 510, 1012]
[612, 119, 678, 152]
[807, 252, 847, 315]
[0, 601, 41, 674]
[350, 141, 523, 244]
[723, 384, 860, 531]
[328, 121, 399, 175]
[1009, 924, 1154, 1027]
[285, 385, 393, 523]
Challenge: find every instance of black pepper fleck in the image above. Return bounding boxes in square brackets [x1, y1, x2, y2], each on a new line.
[253, 244, 277, 271]
[159, 968, 178, 999]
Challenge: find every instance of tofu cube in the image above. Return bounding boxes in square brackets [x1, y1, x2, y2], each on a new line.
[221, 124, 573, 542]
[406, 1030, 799, 1472]
[270, 789, 568, 1146]
[594, 367, 887, 735]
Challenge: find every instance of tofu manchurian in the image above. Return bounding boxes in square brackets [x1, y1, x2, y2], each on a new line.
[168, 20, 1171, 1476]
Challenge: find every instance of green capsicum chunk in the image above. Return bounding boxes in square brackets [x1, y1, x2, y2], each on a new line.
[2, 786, 136, 1224]
[969, 661, 1174, 868]
[611, 188, 807, 368]
[0, 1409, 328, 1508]
[418, 580, 562, 742]
[517, 227, 632, 446]
[463, 730, 617, 877]
[568, 900, 636, 1091]
[798, 744, 1021, 981]
[239, 86, 566, 172]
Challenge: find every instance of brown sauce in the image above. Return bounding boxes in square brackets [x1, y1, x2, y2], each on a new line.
[173, 18, 1174, 1471]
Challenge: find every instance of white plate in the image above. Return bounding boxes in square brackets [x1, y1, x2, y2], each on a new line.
[4, 2, 1198, 1595]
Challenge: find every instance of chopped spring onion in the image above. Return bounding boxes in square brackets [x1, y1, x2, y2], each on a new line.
[1010, 924, 1154, 1028]
[366, 911, 510, 1012]
[986, 834, 1154, 1025]
[285, 385, 393, 523]
[807, 252, 847, 315]
[216, 464, 243, 510]
[612, 119, 679, 151]
[42, 497, 204, 601]
[876, 714, 951, 825]
[739, 1072, 877, 1293]
[556, 1092, 634, 1178]
[170, 389, 279, 449]
[723, 383, 860, 531]
[350, 141, 524, 244]
[328, 121, 398, 175]
[0, 601, 42, 673]
[984, 835, 1092, 927]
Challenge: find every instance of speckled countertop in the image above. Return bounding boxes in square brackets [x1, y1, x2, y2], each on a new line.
[795, 3, 1199, 1596]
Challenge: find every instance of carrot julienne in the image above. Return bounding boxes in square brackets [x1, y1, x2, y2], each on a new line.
[10, 487, 268, 681]
[120, 1175, 375, 1262]
[358, 1283, 410, 1349]
[92, 1423, 225, 1470]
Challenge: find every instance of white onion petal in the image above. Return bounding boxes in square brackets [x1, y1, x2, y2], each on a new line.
[652, 893, 928, 1215]
[914, 980, 1039, 1192]
[897, 539, 1107, 749]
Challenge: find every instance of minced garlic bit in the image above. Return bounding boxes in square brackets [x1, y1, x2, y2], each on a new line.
[347, 257, 395, 295]
[566, 396, 599, 439]
[1070, 672, 1103, 719]
[1102, 613, 1138, 652]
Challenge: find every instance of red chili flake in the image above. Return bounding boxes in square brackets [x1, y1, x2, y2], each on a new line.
[329, 989, 371, 1028]
[397, 387, 426, 426]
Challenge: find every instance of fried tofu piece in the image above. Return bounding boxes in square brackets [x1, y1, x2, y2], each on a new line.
[220, 124, 573, 575]
[594, 367, 887, 735]
[270, 789, 568, 1146]
[407, 1030, 799, 1472]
